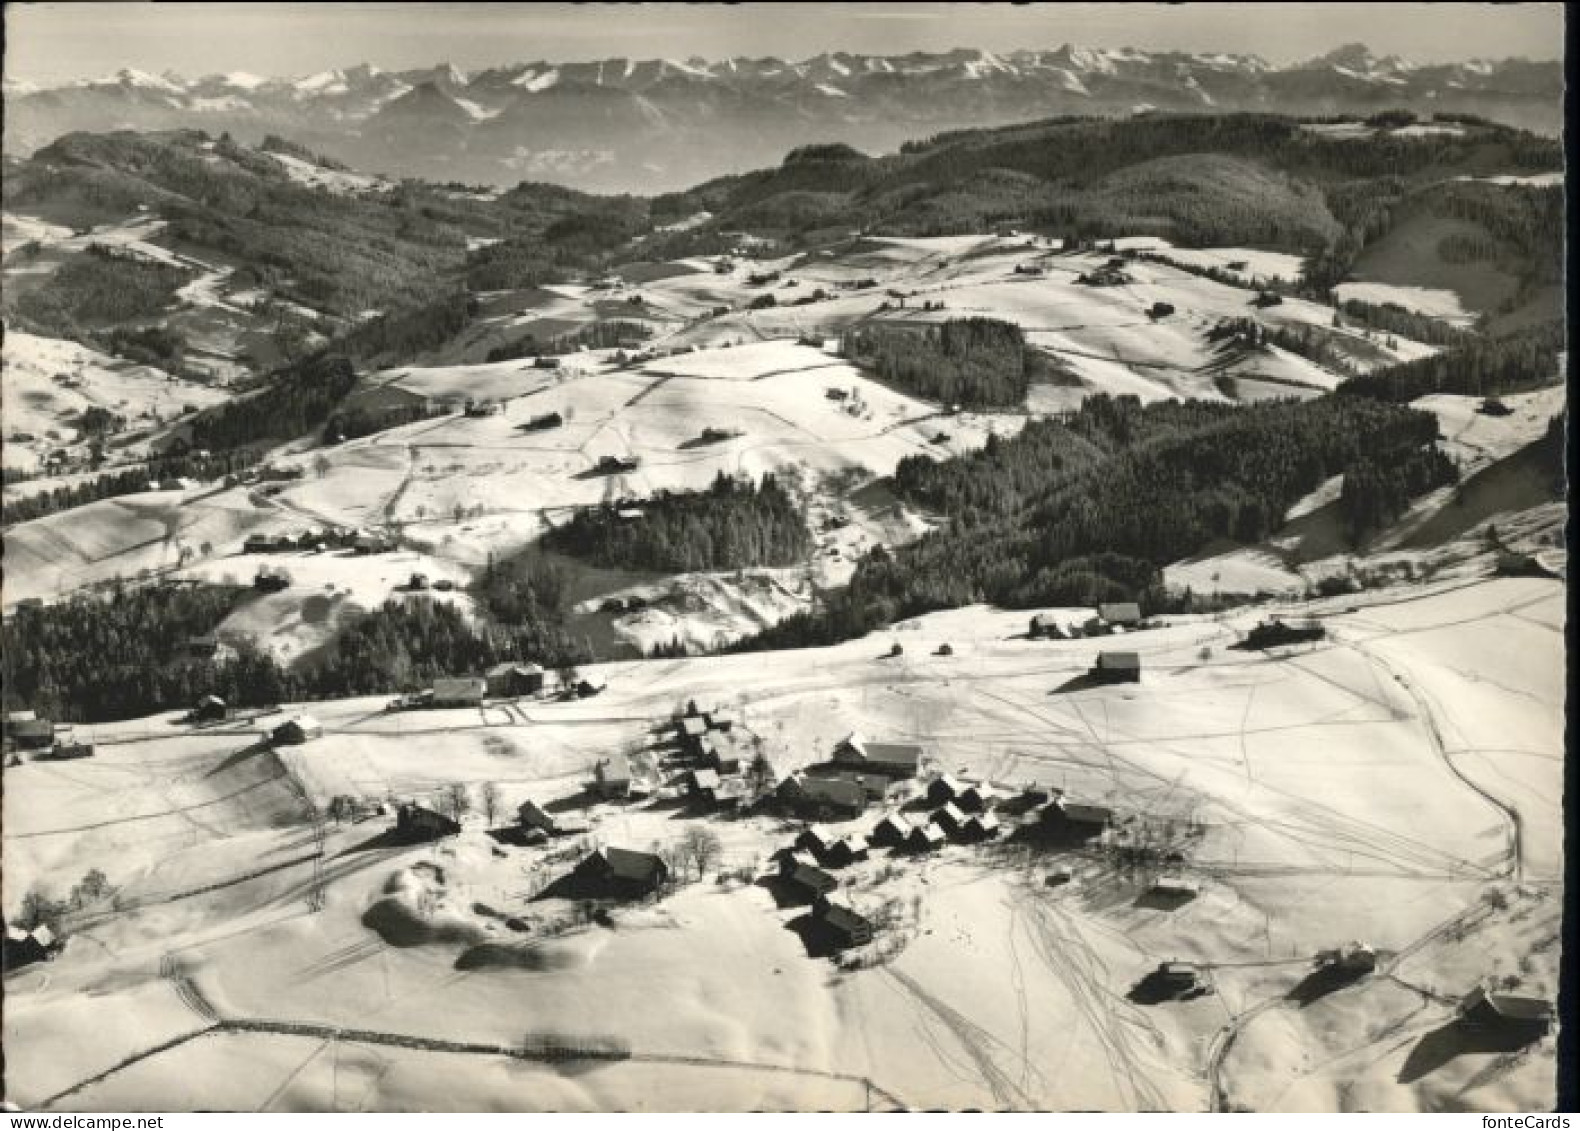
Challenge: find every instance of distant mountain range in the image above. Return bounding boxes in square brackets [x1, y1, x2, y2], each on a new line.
[3, 44, 1561, 192]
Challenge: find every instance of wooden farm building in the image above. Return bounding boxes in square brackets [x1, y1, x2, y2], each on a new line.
[1458, 985, 1554, 1037]
[832, 732, 923, 778]
[1098, 602, 1142, 628]
[780, 773, 867, 819]
[869, 812, 913, 848]
[6, 714, 55, 751]
[191, 695, 228, 723]
[516, 800, 560, 836]
[572, 846, 669, 898]
[927, 774, 966, 807]
[933, 802, 970, 838]
[486, 662, 545, 698]
[394, 803, 460, 843]
[1041, 796, 1114, 840]
[813, 897, 874, 949]
[272, 714, 323, 745]
[1091, 651, 1141, 683]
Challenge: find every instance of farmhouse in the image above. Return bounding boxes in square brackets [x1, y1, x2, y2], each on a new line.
[1097, 602, 1142, 629]
[780, 773, 867, 819]
[813, 897, 874, 949]
[1457, 984, 1553, 1037]
[572, 846, 669, 898]
[272, 715, 323, 745]
[485, 662, 545, 698]
[6, 715, 56, 751]
[593, 751, 633, 799]
[1091, 651, 1141, 683]
[394, 803, 460, 843]
[956, 784, 991, 813]
[1042, 796, 1114, 839]
[699, 729, 753, 774]
[784, 858, 838, 899]
[832, 733, 923, 778]
[431, 677, 486, 708]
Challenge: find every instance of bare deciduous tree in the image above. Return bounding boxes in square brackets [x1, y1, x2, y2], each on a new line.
[481, 782, 501, 827]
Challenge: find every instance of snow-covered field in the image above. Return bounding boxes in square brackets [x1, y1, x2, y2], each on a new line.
[1333, 282, 1477, 326]
[2, 578, 1561, 1111]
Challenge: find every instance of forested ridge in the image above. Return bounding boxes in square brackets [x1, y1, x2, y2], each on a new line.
[735, 393, 1455, 652]
[1336, 320, 1565, 402]
[3, 585, 588, 724]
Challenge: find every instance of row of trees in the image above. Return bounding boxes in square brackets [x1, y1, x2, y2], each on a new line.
[545, 473, 811, 573]
[2, 448, 262, 527]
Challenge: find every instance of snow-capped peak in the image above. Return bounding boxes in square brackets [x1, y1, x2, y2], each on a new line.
[106, 68, 187, 94]
[218, 71, 268, 90]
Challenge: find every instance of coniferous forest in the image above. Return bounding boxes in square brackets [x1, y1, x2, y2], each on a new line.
[735, 393, 1454, 653]
[544, 473, 811, 572]
[841, 318, 1048, 407]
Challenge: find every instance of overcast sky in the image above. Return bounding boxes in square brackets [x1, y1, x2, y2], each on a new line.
[4, 2, 1565, 84]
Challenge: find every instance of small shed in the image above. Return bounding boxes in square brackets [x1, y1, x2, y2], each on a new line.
[516, 799, 559, 836]
[272, 714, 323, 745]
[869, 812, 912, 849]
[192, 695, 228, 723]
[927, 774, 965, 807]
[1092, 651, 1141, 683]
[963, 812, 1001, 841]
[1029, 612, 1068, 639]
[933, 802, 970, 837]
